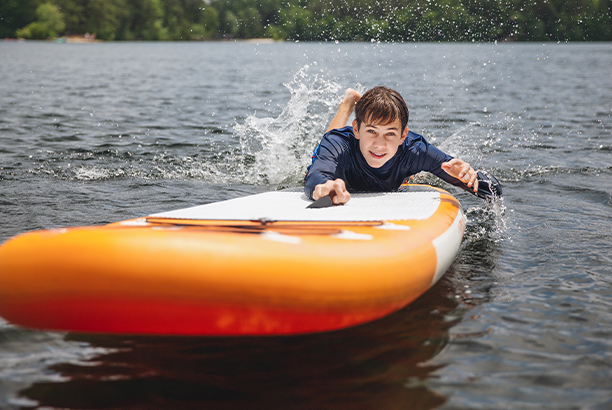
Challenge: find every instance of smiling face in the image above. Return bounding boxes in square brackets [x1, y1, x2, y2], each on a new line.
[353, 118, 408, 168]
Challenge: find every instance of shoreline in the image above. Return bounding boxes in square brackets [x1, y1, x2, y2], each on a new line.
[4, 36, 283, 44]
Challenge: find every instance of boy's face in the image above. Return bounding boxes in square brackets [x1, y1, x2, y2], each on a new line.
[353, 118, 408, 168]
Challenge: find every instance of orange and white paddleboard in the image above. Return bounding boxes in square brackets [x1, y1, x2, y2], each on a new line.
[0, 184, 465, 336]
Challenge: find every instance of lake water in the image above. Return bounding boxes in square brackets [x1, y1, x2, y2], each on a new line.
[0, 40, 611, 409]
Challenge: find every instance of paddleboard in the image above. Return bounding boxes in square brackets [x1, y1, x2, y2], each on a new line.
[0, 184, 465, 335]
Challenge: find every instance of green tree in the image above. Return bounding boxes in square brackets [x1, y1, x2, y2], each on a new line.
[223, 10, 240, 37]
[187, 5, 219, 40]
[16, 2, 65, 39]
[387, 8, 419, 41]
[588, 0, 612, 40]
[2, 0, 611, 41]
[0, 0, 42, 38]
[85, 0, 127, 40]
[200, 6, 220, 38]
[237, 6, 263, 38]
[124, 0, 169, 40]
[54, 0, 87, 34]
[258, 0, 282, 27]
[277, 6, 317, 40]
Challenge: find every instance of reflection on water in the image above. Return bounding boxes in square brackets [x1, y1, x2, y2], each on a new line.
[20, 276, 464, 410]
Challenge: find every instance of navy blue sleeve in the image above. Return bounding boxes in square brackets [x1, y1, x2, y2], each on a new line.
[405, 134, 503, 200]
[304, 127, 351, 199]
[403, 133, 455, 183]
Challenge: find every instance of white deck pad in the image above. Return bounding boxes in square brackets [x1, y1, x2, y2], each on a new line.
[150, 189, 442, 222]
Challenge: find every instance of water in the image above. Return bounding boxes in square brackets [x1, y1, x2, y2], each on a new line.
[1, 40, 611, 409]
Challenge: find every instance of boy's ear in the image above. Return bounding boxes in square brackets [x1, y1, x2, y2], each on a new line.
[400, 126, 409, 143]
[352, 119, 360, 139]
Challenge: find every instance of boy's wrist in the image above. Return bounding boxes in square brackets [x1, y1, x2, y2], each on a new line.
[338, 101, 355, 114]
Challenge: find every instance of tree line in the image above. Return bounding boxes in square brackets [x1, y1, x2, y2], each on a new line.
[1, 0, 611, 42]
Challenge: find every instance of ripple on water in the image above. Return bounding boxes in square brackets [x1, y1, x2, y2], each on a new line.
[1, 42, 612, 409]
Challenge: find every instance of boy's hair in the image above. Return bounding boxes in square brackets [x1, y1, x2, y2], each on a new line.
[354, 86, 409, 131]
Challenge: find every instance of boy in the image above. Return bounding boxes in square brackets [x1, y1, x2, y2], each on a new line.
[304, 86, 502, 204]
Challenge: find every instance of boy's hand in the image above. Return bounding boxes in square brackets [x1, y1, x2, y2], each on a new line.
[441, 159, 479, 193]
[313, 179, 351, 205]
[341, 88, 361, 112]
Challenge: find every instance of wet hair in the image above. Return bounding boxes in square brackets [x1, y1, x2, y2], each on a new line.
[354, 86, 409, 131]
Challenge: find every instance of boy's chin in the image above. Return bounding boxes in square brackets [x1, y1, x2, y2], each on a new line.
[365, 158, 390, 168]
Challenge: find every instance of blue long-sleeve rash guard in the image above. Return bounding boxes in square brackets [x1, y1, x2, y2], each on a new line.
[304, 126, 502, 201]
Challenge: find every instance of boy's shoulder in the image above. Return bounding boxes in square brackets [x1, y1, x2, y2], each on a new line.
[405, 130, 425, 142]
[320, 126, 356, 150]
[325, 125, 355, 138]
[401, 130, 429, 149]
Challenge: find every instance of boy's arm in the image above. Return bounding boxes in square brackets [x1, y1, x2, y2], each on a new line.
[439, 159, 503, 200]
[304, 130, 352, 204]
[439, 158, 502, 199]
[302, 89, 360, 205]
[326, 89, 361, 132]
[409, 135, 503, 200]
[304, 144, 340, 201]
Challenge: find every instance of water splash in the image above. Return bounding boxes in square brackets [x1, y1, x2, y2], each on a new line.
[231, 65, 343, 185]
[410, 169, 508, 243]
[434, 122, 482, 159]
[418, 115, 514, 243]
[30, 65, 348, 186]
[463, 196, 507, 243]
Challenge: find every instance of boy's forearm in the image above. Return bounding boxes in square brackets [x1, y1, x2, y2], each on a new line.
[326, 88, 361, 132]
[326, 102, 354, 132]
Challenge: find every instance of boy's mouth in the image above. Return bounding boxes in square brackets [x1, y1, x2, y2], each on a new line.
[369, 151, 386, 159]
